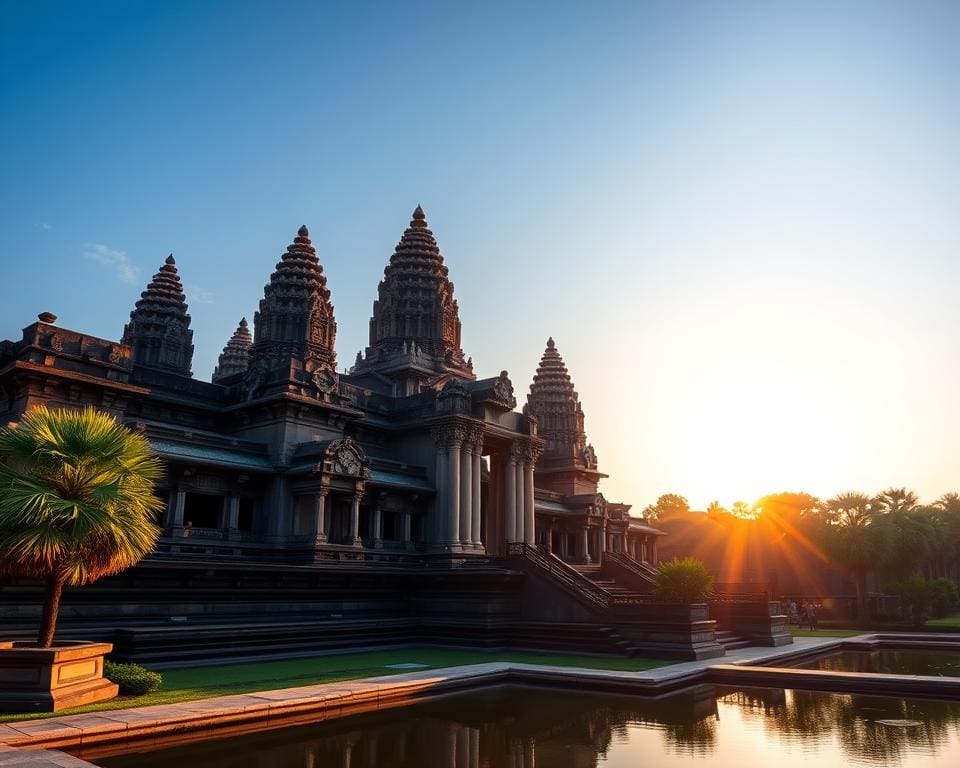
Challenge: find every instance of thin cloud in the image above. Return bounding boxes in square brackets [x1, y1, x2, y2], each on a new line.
[39, 222, 52, 231]
[83, 242, 139, 284]
[185, 284, 215, 304]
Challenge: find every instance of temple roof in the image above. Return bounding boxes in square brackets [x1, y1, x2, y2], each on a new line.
[212, 317, 252, 383]
[248, 225, 338, 386]
[122, 254, 194, 376]
[352, 206, 474, 381]
[129, 254, 189, 323]
[524, 337, 594, 467]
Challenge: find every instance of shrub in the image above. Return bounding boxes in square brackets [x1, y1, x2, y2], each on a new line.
[104, 660, 163, 695]
[653, 557, 714, 604]
[897, 574, 931, 628]
[929, 578, 959, 619]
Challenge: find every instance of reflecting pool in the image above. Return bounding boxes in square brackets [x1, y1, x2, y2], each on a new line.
[89, 684, 960, 768]
[794, 649, 960, 677]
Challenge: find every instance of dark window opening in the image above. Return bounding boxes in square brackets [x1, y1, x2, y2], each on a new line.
[382, 511, 397, 541]
[184, 493, 222, 529]
[238, 498, 255, 532]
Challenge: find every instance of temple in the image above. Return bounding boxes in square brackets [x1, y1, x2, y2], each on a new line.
[0, 207, 788, 660]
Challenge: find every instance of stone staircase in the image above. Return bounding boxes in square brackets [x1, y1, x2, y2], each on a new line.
[715, 630, 752, 651]
[571, 564, 650, 601]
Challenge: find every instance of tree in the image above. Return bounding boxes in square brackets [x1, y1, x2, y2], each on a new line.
[645, 494, 690, 520]
[818, 492, 894, 623]
[0, 406, 164, 647]
[730, 500, 756, 520]
[873, 487, 919, 515]
[705, 501, 729, 518]
[653, 557, 714, 603]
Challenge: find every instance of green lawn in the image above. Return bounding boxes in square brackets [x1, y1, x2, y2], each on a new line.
[0, 648, 669, 723]
[925, 615, 960, 631]
[789, 629, 863, 638]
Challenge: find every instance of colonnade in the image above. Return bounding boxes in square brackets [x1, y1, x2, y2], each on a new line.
[312, 487, 362, 546]
[434, 423, 484, 550]
[433, 422, 541, 551]
[626, 532, 659, 563]
[502, 441, 537, 546]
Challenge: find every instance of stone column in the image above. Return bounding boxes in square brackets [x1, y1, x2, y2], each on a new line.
[447, 436, 461, 549]
[459, 445, 472, 547]
[373, 493, 383, 549]
[171, 488, 186, 529]
[435, 446, 448, 545]
[471, 446, 482, 547]
[504, 453, 517, 544]
[514, 460, 524, 543]
[403, 509, 413, 550]
[546, 525, 554, 555]
[581, 526, 591, 564]
[651, 535, 658, 564]
[224, 494, 240, 539]
[349, 493, 362, 547]
[599, 521, 607, 560]
[313, 489, 328, 543]
[523, 457, 535, 546]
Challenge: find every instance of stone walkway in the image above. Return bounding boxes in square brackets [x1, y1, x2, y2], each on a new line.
[0, 636, 865, 767]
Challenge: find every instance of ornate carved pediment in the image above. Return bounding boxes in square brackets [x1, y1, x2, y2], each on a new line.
[436, 378, 471, 413]
[319, 437, 370, 478]
[491, 370, 516, 409]
[311, 367, 339, 396]
[580, 443, 598, 470]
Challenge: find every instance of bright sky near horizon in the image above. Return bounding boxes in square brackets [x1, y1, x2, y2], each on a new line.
[2, 1, 958, 511]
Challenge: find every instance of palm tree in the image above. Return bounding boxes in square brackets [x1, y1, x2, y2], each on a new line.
[819, 492, 893, 623]
[873, 487, 919, 515]
[0, 406, 164, 647]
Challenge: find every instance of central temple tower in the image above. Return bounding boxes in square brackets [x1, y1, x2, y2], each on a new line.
[245, 225, 338, 399]
[351, 206, 474, 394]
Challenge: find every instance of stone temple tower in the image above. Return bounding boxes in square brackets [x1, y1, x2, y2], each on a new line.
[212, 317, 252, 383]
[351, 206, 474, 393]
[122, 254, 194, 376]
[524, 338, 603, 496]
[246, 226, 337, 399]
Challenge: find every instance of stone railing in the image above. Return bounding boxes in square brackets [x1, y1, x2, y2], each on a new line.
[507, 543, 611, 610]
[601, 551, 657, 591]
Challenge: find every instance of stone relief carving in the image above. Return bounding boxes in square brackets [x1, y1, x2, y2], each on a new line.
[492, 370, 517, 409]
[311, 367, 339, 396]
[436, 378, 470, 413]
[580, 444, 598, 470]
[322, 437, 370, 478]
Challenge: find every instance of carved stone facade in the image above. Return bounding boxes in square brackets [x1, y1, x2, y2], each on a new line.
[0, 208, 646, 568]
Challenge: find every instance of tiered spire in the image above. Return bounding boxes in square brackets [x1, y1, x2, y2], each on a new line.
[352, 206, 473, 381]
[246, 226, 337, 396]
[212, 317, 252, 383]
[524, 338, 595, 468]
[122, 254, 194, 376]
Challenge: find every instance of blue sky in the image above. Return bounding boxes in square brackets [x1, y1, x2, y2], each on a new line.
[2, 1, 958, 508]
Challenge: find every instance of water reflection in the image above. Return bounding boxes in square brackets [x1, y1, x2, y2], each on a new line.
[797, 649, 960, 677]
[91, 684, 960, 768]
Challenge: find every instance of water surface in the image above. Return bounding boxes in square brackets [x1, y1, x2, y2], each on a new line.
[89, 684, 960, 768]
[796, 649, 960, 677]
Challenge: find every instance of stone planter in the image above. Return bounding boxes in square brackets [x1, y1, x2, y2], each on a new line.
[0, 640, 118, 712]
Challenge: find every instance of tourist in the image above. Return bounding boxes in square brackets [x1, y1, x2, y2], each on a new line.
[788, 600, 799, 626]
[807, 602, 818, 631]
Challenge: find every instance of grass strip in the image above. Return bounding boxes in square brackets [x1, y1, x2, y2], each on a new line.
[0, 647, 668, 723]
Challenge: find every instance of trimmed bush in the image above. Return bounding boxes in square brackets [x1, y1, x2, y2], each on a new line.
[653, 557, 714, 604]
[104, 660, 163, 695]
